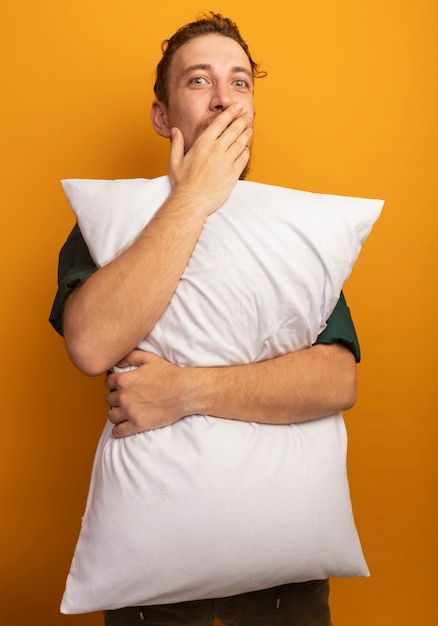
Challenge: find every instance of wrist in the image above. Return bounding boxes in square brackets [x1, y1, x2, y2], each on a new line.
[180, 365, 217, 417]
[166, 186, 213, 219]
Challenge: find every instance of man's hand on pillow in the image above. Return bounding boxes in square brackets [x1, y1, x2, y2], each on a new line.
[105, 350, 190, 437]
[105, 343, 357, 437]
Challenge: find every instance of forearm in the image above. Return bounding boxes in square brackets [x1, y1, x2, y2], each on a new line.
[62, 106, 252, 377]
[183, 343, 357, 424]
[63, 194, 207, 376]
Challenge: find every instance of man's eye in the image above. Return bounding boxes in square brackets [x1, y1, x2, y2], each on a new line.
[190, 77, 207, 85]
[234, 79, 249, 88]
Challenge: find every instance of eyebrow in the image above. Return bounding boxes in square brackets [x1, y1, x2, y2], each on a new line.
[180, 64, 254, 83]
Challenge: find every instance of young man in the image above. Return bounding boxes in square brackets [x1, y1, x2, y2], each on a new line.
[50, 13, 360, 626]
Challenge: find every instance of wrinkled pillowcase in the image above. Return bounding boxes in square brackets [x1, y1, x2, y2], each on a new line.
[60, 176, 382, 613]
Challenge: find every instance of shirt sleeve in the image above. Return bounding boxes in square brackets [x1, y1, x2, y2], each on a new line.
[49, 223, 97, 336]
[314, 292, 361, 362]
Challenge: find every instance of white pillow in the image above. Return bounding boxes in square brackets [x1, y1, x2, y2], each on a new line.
[60, 176, 382, 614]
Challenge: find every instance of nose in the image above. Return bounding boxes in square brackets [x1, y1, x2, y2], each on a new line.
[209, 82, 234, 111]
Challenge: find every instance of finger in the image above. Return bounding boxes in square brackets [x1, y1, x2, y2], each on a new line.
[112, 420, 143, 438]
[108, 406, 125, 425]
[201, 102, 244, 140]
[105, 371, 119, 390]
[105, 389, 117, 407]
[226, 126, 253, 159]
[168, 127, 184, 180]
[114, 348, 147, 369]
[113, 356, 132, 369]
[210, 115, 252, 166]
[233, 144, 251, 176]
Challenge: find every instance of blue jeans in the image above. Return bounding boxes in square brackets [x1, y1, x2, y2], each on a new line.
[103, 580, 333, 625]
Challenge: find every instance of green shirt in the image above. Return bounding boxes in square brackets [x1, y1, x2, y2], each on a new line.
[49, 224, 361, 362]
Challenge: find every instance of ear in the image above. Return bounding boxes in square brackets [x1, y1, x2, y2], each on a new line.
[151, 99, 172, 138]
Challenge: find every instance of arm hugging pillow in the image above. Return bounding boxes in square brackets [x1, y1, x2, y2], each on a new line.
[60, 176, 382, 613]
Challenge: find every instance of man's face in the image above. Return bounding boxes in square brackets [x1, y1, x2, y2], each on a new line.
[153, 33, 255, 152]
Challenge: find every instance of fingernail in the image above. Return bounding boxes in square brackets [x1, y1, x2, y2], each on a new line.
[235, 102, 243, 111]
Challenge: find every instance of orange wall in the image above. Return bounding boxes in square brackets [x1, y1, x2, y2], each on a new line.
[1, 1, 437, 625]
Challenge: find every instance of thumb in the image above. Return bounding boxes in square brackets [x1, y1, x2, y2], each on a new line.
[114, 349, 148, 370]
[168, 127, 184, 181]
